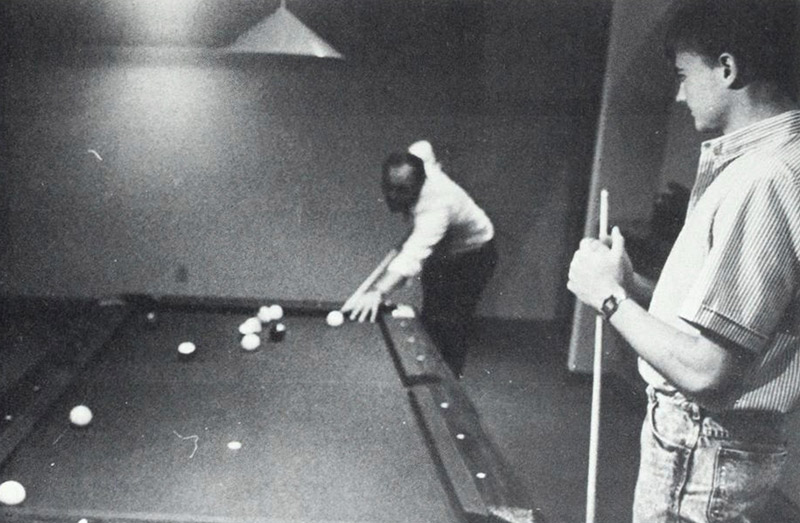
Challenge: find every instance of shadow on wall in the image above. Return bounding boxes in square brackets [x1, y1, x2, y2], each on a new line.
[624, 181, 689, 282]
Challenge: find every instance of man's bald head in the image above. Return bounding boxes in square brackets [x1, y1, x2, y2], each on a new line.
[381, 152, 426, 213]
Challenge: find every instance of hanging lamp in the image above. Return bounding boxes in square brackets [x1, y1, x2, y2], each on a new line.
[227, 0, 344, 59]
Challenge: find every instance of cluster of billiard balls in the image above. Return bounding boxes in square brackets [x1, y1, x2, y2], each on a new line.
[237, 304, 287, 351]
[170, 304, 346, 357]
[0, 405, 92, 506]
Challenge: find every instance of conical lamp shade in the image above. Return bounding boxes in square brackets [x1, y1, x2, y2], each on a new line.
[227, 5, 343, 59]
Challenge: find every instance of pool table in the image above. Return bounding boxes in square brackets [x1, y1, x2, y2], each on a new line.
[0, 295, 544, 523]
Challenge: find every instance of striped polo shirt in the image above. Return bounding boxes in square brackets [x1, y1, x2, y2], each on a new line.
[640, 110, 800, 413]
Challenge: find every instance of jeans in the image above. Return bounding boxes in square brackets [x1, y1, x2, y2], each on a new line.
[632, 387, 788, 523]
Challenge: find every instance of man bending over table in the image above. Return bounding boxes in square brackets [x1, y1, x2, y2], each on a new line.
[343, 141, 497, 378]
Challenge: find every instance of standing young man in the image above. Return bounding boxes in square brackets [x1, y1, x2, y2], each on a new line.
[568, 1, 800, 521]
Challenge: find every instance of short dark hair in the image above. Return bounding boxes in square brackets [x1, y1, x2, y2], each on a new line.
[382, 152, 426, 187]
[664, 0, 798, 98]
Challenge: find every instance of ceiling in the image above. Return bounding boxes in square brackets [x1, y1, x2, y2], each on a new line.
[1, 1, 484, 55]
[0, 0, 613, 107]
[0, 1, 611, 64]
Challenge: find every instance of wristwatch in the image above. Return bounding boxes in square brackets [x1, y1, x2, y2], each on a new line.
[600, 291, 629, 321]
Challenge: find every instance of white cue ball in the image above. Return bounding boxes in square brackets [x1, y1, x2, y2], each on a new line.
[69, 405, 93, 427]
[0, 480, 26, 506]
[178, 341, 196, 355]
[241, 333, 261, 351]
[326, 310, 344, 327]
[257, 305, 273, 323]
[268, 304, 284, 321]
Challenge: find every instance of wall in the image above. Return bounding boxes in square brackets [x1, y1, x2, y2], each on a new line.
[567, 0, 676, 376]
[0, 1, 611, 321]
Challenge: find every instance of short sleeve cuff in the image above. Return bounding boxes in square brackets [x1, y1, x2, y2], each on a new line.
[681, 305, 770, 354]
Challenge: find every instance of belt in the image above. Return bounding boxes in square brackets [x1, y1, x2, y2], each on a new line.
[648, 387, 786, 445]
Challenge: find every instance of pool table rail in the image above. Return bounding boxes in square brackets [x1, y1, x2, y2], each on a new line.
[382, 313, 547, 523]
[0, 297, 129, 470]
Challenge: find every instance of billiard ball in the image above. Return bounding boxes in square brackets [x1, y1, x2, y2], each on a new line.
[0, 480, 26, 506]
[326, 310, 344, 327]
[268, 304, 284, 321]
[238, 317, 262, 335]
[178, 341, 196, 360]
[269, 322, 286, 342]
[145, 311, 158, 327]
[69, 405, 93, 427]
[257, 305, 273, 323]
[241, 333, 260, 351]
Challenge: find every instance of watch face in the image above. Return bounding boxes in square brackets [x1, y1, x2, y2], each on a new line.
[601, 295, 617, 319]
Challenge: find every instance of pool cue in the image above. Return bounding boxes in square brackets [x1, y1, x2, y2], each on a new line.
[586, 188, 609, 523]
[345, 248, 399, 305]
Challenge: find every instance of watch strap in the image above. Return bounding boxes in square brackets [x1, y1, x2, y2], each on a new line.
[601, 292, 628, 321]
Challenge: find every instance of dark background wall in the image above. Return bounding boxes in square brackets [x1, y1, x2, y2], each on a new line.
[0, 0, 611, 320]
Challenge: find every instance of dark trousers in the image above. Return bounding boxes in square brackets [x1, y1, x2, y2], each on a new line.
[420, 239, 498, 378]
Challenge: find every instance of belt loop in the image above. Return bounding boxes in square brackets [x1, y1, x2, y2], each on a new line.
[690, 402, 702, 421]
[646, 386, 658, 406]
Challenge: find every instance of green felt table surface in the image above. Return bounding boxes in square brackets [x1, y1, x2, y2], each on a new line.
[1, 306, 458, 522]
[1, 297, 542, 523]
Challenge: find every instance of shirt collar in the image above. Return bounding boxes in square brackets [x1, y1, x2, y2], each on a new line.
[701, 109, 800, 162]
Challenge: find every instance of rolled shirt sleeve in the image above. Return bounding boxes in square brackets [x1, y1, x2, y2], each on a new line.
[679, 169, 800, 354]
[387, 207, 449, 278]
[385, 168, 494, 279]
